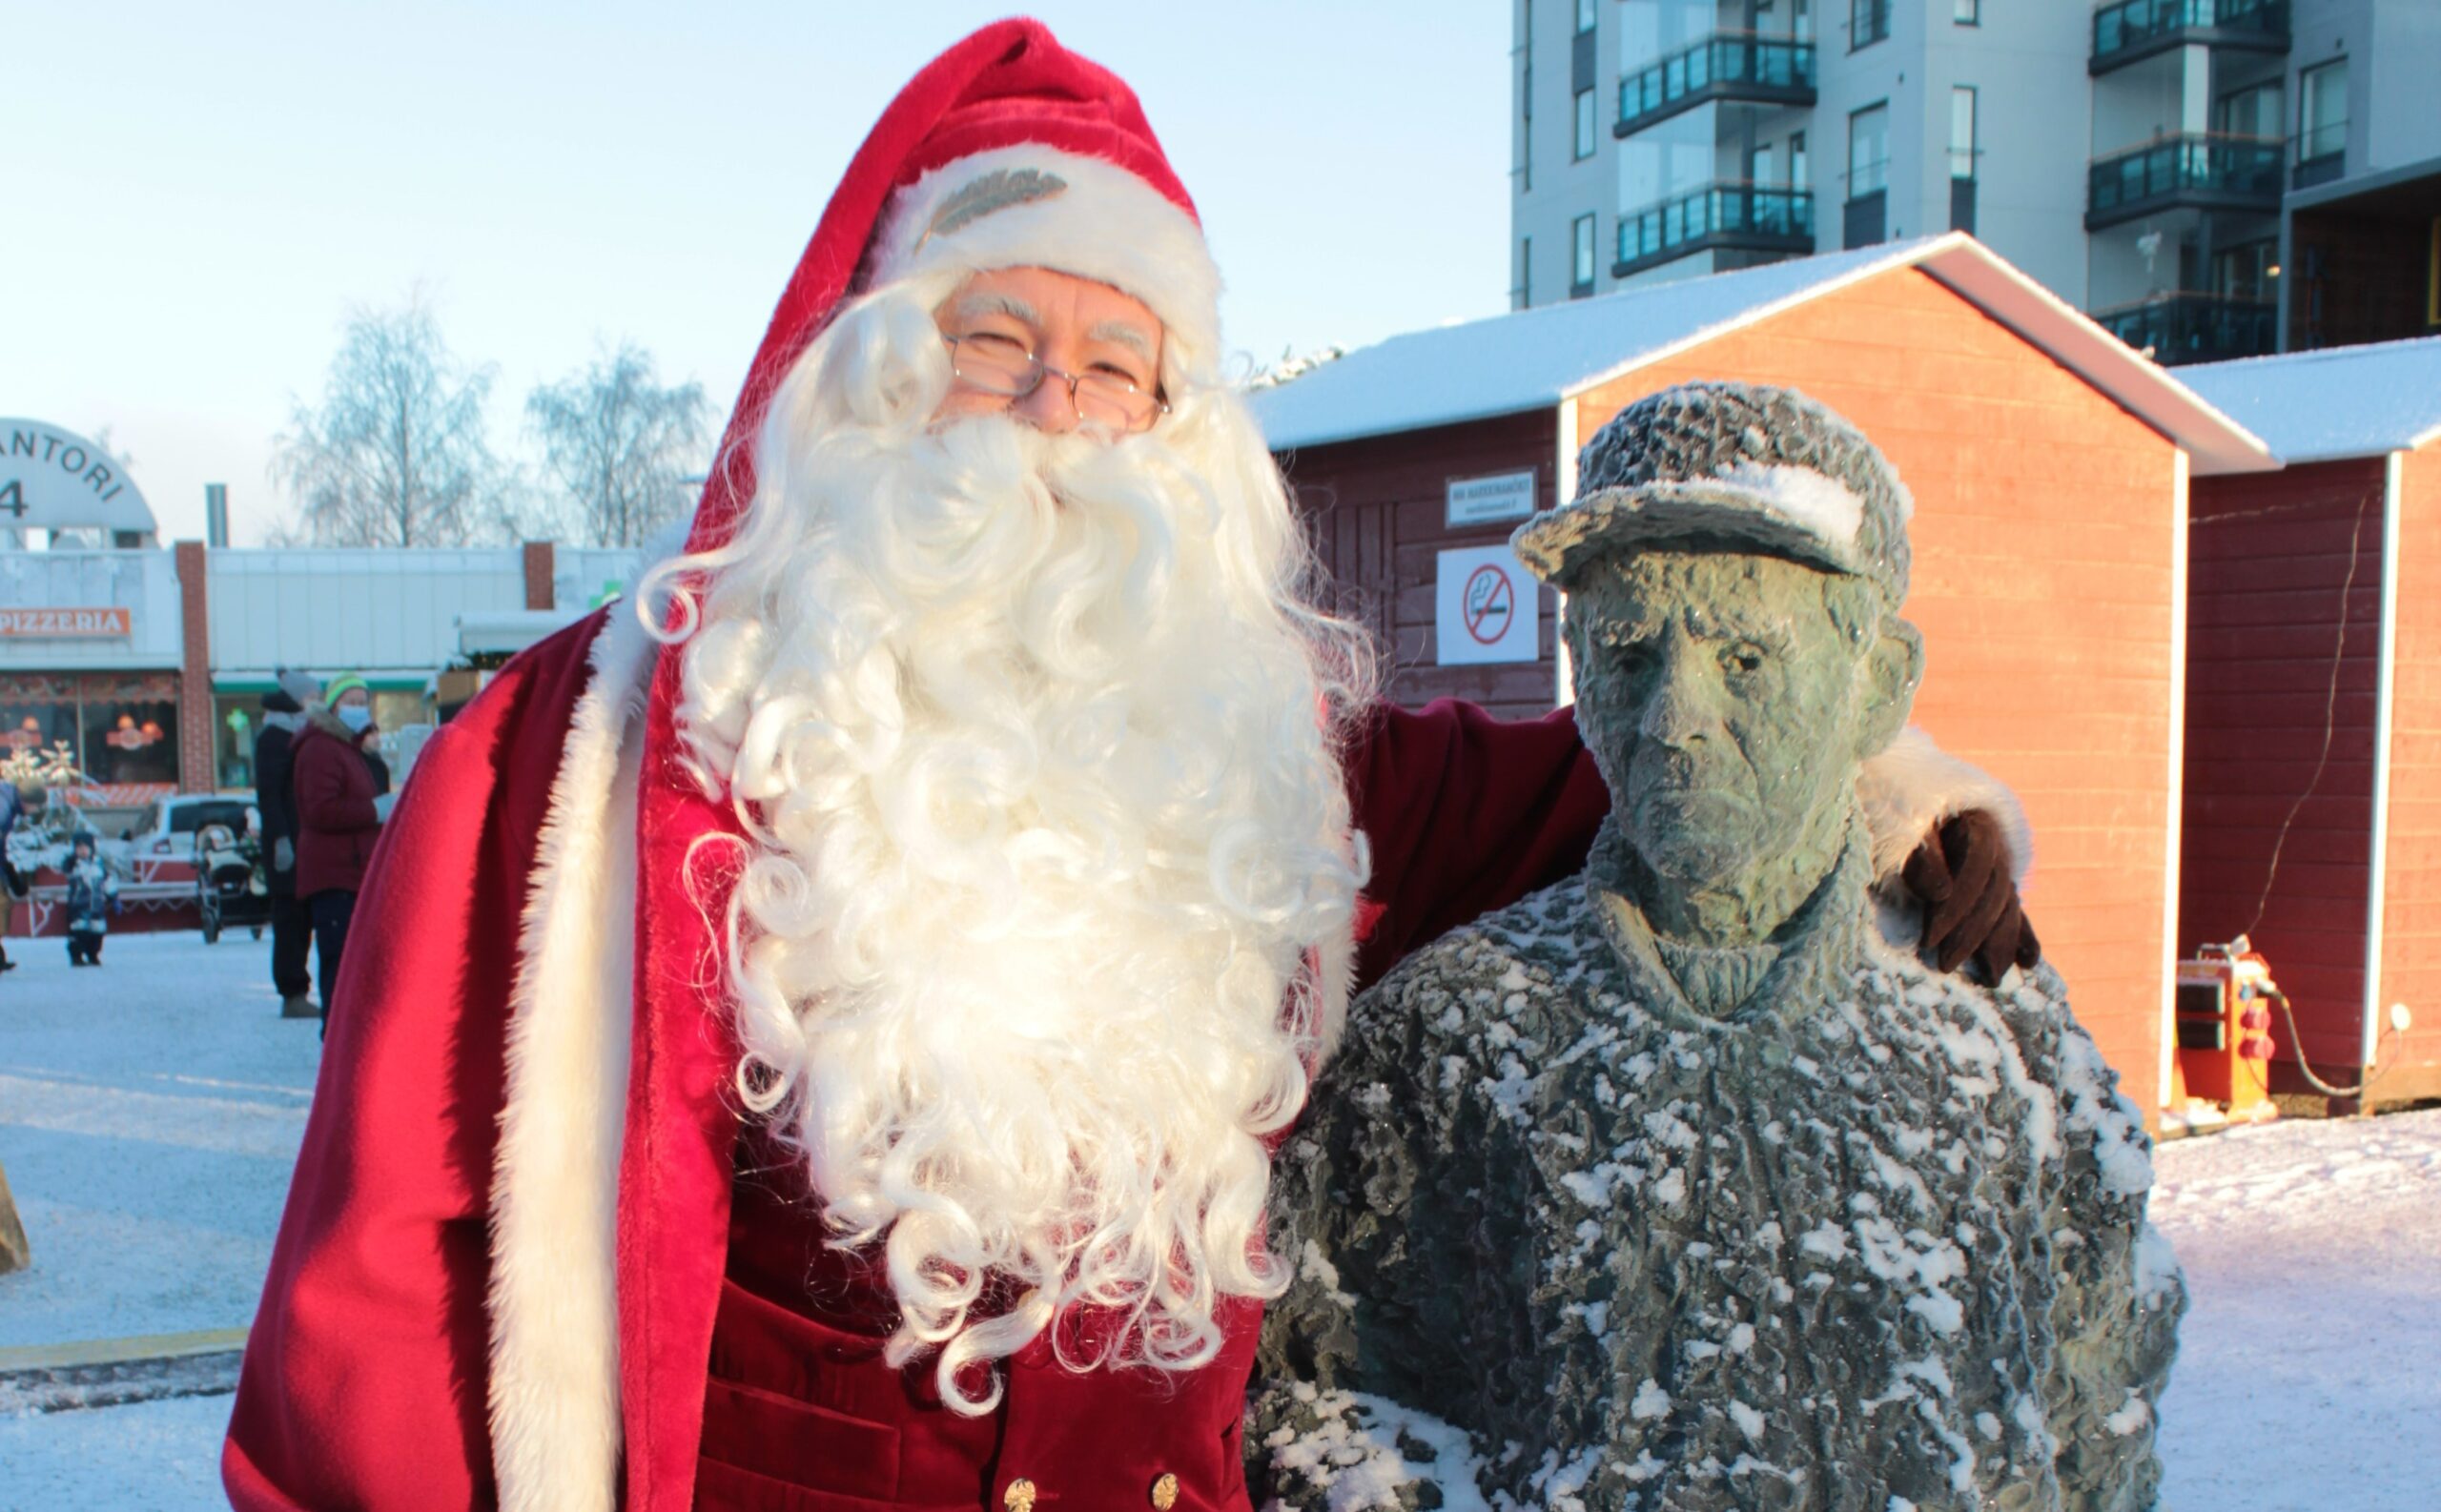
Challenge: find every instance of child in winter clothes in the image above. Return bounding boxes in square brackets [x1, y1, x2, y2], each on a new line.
[64, 834, 119, 966]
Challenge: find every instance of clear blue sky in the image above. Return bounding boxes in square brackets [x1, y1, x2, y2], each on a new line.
[7, 2, 1511, 546]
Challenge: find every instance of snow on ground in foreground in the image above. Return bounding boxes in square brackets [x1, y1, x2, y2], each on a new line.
[0, 931, 321, 1347]
[2152, 1106, 2441, 1511]
[3, 934, 2438, 1507]
[0, 1391, 233, 1512]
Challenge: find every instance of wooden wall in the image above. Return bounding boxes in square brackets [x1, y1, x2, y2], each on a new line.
[1569, 267, 2183, 1109]
[2375, 443, 2441, 1103]
[1280, 410, 1562, 722]
[2183, 459, 2386, 1089]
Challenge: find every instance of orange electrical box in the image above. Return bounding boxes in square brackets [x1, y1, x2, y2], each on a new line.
[2175, 937, 2281, 1120]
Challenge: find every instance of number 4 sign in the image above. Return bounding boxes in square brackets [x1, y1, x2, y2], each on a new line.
[1434, 544, 1540, 665]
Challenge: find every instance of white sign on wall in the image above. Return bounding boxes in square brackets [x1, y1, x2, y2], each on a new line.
[1434, 544, 1539, 665]
[1445, 469, 1536, 528]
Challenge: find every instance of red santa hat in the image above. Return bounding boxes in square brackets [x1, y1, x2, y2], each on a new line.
[687, 18, 1220, 555]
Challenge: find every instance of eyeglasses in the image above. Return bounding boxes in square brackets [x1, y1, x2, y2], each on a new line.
[943, 333, 1169, 433]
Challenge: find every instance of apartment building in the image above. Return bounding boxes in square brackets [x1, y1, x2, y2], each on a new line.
[1512, 0, 2441, 364]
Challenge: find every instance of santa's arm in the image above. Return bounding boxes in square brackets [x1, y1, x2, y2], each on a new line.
[224, 619, 604, 1511]
[1345, 702, 2032, 992]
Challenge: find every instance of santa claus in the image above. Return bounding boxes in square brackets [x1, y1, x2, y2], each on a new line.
[223, 21, 2036, 1512]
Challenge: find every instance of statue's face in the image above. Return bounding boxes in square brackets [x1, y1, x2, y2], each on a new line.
[1568, 551, 1887, 889]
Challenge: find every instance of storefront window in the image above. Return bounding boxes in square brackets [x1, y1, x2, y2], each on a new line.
[75, 672, 180, 787]
[0, 675, 82, 774]
[214, 694, 263, 791]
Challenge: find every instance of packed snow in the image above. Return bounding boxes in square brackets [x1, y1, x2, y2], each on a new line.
[0, 931, 319, 1350]
[0, 933, 2435, 1508]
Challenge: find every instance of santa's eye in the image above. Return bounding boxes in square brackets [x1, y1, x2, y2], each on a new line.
[1722, 643, 1768, 675]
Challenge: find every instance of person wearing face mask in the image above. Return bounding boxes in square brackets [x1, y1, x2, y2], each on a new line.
[290, 673, 383, 1034]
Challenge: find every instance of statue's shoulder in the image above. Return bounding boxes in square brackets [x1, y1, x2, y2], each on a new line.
[1370, 875, 1590, 992]
[1346, 876, 1596, 1049]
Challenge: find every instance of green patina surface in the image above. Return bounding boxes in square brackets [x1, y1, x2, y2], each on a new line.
[1249, 384, 2183, 1511]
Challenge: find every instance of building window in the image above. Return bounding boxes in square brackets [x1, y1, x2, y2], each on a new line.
[2299, 59, 2348, 165]
[1794, 0, 1813, 39]
[1750, 143, 1777, 187]
[1573, 88, 1595, 159]
[1846, 103, 1890, 248]
[2213, 240, 2278, 305]
[2215, 79, 2285, 140]
[1571, 214, 1596, 295]
[1955, 0, 1979, 22]
[1848, 103, 1890, 197]
[1574, 0, 1595, 33]
[1850, 0, 1889, 51]
[1949, 87, 1979, 235]
[1791, 130, 1810, 191]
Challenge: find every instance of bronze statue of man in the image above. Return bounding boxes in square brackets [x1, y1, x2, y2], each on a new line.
[1253, 382, 2184, 1512]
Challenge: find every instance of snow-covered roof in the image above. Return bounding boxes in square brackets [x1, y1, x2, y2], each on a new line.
[2179, 337, 2441, 464]
[1247, 233, 2275, 476]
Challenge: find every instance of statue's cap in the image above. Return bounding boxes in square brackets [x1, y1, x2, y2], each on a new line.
[1512, 381, 1911, 606]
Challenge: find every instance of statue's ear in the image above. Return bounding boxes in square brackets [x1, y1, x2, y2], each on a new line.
[1856, 617, 1923, 759]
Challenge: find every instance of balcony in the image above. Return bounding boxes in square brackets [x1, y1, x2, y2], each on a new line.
[1614, 184, 1815, 278]
[2094, 293, 2276, 364]
[1614, 33, 1816, 137]
[2091, 0, 2289, 75]
[2086, 133, 2284, 230]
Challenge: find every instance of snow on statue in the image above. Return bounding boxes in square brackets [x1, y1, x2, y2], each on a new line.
[1251, 384, 2185, 1512]
[225, 25, 2045, 1512]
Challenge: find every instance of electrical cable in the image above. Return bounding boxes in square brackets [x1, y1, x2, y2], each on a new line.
[2244, 488, 2374, 939]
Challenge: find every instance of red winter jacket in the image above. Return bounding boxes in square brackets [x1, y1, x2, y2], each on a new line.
[290, 710, 381, 898]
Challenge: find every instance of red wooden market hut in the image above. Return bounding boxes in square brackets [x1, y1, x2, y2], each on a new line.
[1247, 233, 2276, 1118]
[2180, 337, 2441, 1110]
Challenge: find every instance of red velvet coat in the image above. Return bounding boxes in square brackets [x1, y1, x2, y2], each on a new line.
[222, 607, 1610, 1512]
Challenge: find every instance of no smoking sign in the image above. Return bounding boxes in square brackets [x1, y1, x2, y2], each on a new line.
[1435, 544, 1538, 665]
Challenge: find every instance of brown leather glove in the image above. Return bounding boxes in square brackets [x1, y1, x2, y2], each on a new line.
[1899, 808, 2041, 983]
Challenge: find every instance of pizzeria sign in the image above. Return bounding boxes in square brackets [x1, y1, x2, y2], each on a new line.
[0, 607, 133, 638]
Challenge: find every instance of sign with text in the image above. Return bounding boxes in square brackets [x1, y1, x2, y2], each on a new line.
[1435, 545, 1539, 665]
[0, 607, 133, 638]
[1445, 468, 1537, 528]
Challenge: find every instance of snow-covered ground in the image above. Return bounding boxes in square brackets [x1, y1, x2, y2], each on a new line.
[2151, 1106, 2441, 1511]
[1, 932, 2435, 1509]
[0, 930, 319, 1351]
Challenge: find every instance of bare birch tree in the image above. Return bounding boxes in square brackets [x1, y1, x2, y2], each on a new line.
[524, 343, 709, 548]
[273, 295, 507, 547]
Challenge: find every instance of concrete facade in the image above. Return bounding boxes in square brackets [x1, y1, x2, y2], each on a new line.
[1518, 0, 2441, 364]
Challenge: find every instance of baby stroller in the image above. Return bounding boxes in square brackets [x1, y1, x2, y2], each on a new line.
[195, 822, 270, 944]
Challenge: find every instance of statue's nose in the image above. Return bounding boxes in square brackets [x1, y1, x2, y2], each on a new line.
[1639, 647, 1713, 748]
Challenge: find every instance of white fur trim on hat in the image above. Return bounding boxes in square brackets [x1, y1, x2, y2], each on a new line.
[869, 145, 1222, 380]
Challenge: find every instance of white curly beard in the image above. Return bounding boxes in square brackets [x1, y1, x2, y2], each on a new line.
[660, 282, 1367, 1414]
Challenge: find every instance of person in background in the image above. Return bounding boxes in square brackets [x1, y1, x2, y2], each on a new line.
[292, 674, 382, 1034]
[0, 779, 23, 973]
[63, 832, 118, 967]
[256, 670, 319, 1016]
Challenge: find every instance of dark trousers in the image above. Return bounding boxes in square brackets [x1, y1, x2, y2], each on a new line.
[308, 889, 357, 1035]
[269, 889, 314, 999]
[67, 929, 105, 965]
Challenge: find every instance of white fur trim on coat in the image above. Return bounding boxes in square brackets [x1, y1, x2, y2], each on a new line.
[868, 145, 1221, 381]
[486, 606, 657, 1512]
[1856, 725, 2034, 887]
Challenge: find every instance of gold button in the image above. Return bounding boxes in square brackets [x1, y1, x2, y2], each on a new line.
[1150, 1471, 1180, 1510]
[1004, 1480, 1037, 1512]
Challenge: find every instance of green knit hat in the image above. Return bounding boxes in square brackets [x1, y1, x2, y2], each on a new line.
[321, 672, 371, 705]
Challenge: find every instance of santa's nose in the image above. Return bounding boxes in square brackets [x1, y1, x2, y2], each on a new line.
[1012, 378, 1081, 435]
